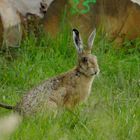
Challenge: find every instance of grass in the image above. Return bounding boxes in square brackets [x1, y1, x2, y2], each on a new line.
[0, 27, 140, 140]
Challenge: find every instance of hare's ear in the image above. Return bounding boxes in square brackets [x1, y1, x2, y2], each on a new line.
[88, 28, 96, 50]
[73, 29, 83, 53]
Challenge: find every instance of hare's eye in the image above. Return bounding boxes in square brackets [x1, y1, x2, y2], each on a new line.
[82, 57, 88, 63]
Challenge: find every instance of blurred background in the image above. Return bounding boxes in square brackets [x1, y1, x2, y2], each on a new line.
[1, 0, 140, 48]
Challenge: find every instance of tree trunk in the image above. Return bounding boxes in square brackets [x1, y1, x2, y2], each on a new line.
[44, 0, 140, 44]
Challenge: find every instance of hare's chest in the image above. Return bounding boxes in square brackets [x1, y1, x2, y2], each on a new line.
[77, 80, 93, 101]
[68, 78, 94, 105]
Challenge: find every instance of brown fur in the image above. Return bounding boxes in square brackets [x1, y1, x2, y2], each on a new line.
[0, 29, 100, 116]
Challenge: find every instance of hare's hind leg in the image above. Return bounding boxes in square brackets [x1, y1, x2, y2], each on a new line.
[47, 87, 67, 117]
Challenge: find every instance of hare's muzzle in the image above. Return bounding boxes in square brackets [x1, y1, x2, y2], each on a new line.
[93, 68, 100, 76]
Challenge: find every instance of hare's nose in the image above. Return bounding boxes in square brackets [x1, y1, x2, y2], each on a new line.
[94, 71, 97, 75]
[94, 69, 99, 75]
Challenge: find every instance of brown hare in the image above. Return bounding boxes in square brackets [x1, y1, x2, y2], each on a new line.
[0, 29, 100, 116]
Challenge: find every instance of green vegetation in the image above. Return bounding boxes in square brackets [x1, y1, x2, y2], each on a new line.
[0, 27, 140, 140]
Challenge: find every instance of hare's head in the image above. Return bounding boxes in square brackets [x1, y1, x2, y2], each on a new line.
[73, 29, 100, 77]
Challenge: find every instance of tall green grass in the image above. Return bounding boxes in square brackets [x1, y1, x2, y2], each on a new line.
[0, 27, 140, 140]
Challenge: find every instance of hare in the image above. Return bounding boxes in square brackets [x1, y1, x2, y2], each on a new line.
[0, 29, 100, 116]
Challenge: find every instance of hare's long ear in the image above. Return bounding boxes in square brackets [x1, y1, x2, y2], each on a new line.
[88, 28, 96, 50]
[73, 29, 83, 54]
